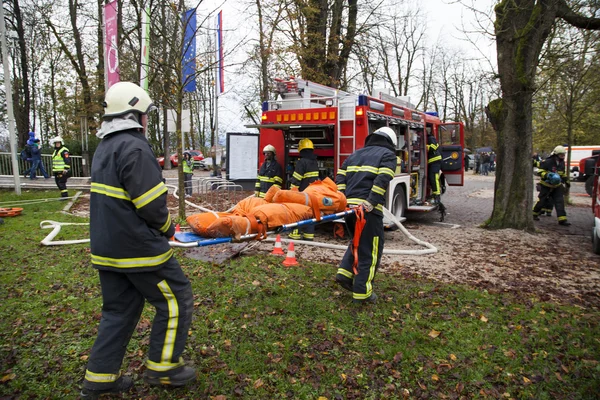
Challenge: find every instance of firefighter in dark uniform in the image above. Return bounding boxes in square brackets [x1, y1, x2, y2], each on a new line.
[51, 136, 71, 198]
[288, 138, 320, 241]
[255, 144, 283, 198]
[81, 82, 195, 397]
[426, 130, 442, 204]
[334, 127, 397, 304]
[533, 145, 571, 226]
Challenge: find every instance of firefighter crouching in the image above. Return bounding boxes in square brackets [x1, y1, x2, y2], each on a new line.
[426, 130, 442, 204]
[255, 144, 283, 198]
[50, 136, 70, 198]
[288, 138, 320, 241]
[82, 82, 195, 397]
[532, 145, 571, 226]
[334, 127, 397, 304]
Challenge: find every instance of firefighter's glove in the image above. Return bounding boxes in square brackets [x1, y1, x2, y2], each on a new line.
[63, 169, 69, 175]
[254, 191, 260, 197]
[361, 201, 374, 213]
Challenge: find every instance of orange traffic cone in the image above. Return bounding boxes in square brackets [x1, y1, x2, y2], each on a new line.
[271, 234, 285, 256]
[282, 241, 299, 267]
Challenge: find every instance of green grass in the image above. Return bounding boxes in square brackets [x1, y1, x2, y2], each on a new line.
[1, 189, 599, 399]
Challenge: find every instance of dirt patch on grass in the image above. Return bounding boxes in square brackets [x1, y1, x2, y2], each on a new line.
[70, 193, 600, 310]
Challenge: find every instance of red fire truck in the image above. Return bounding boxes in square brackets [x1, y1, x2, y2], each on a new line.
[247, 77, 465, 222]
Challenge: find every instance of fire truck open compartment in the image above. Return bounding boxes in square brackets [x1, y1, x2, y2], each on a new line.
[247, 77, 465, 222]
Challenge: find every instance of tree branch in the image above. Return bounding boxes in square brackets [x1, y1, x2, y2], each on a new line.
[556, 0, 600, 30]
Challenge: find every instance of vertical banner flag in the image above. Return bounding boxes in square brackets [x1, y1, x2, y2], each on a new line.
[140, 5, 150, 91]
[182, 9, 197, 92]
[103, 0, 120, 90]
[216, 10, 224, 94]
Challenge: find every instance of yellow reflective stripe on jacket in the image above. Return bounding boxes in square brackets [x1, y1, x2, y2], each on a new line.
[337, 169, 346, 176]
[91, 182, 131, 201]
[371, 185, 386, 195]
[293, 171, 303, 181]
[304, 171, 319, 178]
[132, 182, 168, 209]
[337, 183, 346, 191]
[159, 214, 172, 233]
[274, 176, 283, 184]
[146, 357, 185, 372]
[347, 165, 379, 174]
[91, 249, 174, 269]
[84, 370, 119, 383]
[378, 167, 395, 177]
[428, 155, 442, 163]
[157, 280, 179, 364]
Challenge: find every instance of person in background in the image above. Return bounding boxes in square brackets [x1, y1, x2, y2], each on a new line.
[29, 139, 50, 180]
[182, 151, 194, 198]
[23, 131, 36, 177]
[474, 152, 481, 174]
[464, 153, 471, 172]
[288, 138, 320, 241]
[335, 127, 397, 304]
[82, 82, 196, 397]
[50, 136, 71, 198]
[255, 144, 283, 198]
[532, 145, 571, 226]
[426, 130, 442, 204]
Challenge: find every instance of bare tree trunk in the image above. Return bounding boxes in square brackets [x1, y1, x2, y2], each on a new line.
[11, 0, 31, 146]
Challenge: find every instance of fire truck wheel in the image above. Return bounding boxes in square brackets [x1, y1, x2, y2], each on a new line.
[593, 226, 600, 255]
[392, 185, 407, 220]
[585, 176, 594, 197]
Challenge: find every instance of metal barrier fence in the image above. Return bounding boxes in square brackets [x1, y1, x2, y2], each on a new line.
[0, 152, 84, 177]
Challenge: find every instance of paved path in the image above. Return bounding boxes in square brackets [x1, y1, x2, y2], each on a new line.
[407, 172, 593, 237]
[1, 170, 593, 238]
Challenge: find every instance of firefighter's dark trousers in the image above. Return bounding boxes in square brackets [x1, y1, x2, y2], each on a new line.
[184, 173, 193, 196]
[336, 212, 384, 301]
[54, 171, 69, 197]
[83, 257, 193, 389]
[428, 162, 441, 196]
[533, 184, 567, 222]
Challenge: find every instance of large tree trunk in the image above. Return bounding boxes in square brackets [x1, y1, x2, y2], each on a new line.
[488, 0, 600, 230]
[487, 1, 557, 230]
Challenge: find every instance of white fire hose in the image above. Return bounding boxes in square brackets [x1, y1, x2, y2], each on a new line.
[39, 185, 438, 255]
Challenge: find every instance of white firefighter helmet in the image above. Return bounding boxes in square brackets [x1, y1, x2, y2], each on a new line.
[263, 144, 276, 154]
[50, 136, 64, 145]
[103, 82, 155, 117]
[552, 145, 566, 155]
[372, 127, 398, 147]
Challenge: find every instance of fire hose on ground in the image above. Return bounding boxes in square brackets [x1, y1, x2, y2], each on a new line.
[36, 185, 438, 255]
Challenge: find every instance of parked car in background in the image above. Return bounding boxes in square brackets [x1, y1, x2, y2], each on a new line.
[157, 150, 204, 168]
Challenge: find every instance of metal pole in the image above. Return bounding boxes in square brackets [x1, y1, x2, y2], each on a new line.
[0, 3, 21, 194]
[80, 114, 89, 176]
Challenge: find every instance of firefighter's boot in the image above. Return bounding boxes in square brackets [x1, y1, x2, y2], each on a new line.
[144, 365, 197, 387]
[353, 293, 377, 304]
[288, 229, 302, 240]
[431, 195, 440, 205]
[558, 220, 571, 226]
[80, 375, 133, 398]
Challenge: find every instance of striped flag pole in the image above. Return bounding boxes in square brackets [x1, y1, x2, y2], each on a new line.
[140, 5, 150, 91]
